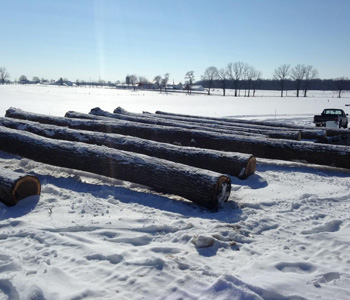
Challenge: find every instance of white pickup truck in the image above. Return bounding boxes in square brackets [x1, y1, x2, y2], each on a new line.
[313, 108, 348, 128]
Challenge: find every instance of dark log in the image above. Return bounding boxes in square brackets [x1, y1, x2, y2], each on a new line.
[0, 117, 256, 179]
[323, 133, 350, 146]
[0, 127, 231, 210]
[66, 110, 262, 138]
[0, 168, 41, 206]
[6, 107, 264, 149]
[149, 109, 326, 140]
[154, 110, 309, 129]
[325, 128, 350, 137]
[88, 107, 301, 141]
[5, 108, 350, 169]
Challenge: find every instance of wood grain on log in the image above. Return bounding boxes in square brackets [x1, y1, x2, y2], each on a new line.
[0, 117, 256, 179]
[0, 126, 231, 210]
[0, 168, 41, 206]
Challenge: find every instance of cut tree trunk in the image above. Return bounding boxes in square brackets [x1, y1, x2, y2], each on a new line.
[0, 117, 256, 179]
[66, 110, 264, 139]
[87, 107, 301, 141]
[0, 168, 41, 206]
[5, 108, 349, 169]
[119, 107, 322, 141]
[149, 109, 326, 140]
[0, 126, 231, 210]
[6, 107, 266, 150]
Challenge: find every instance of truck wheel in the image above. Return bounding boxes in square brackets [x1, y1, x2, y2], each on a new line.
[344, 122, 348, 129]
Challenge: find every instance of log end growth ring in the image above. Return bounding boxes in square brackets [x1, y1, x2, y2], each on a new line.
[214, 176, 232, 206]
[239, 156, 257, 179]
[12, 176, 41, 205]
[297, 131, 302, 141]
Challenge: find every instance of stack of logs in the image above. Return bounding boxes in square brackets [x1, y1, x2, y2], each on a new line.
[1, 106, 349, 209]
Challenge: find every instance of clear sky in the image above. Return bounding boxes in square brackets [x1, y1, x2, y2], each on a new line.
[1, 0, 350, 83]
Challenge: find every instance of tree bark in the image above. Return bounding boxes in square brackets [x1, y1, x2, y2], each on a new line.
[5, 108, 350, 169]
[86, 107, 301, 141]
[67, 109, 265, 139]
[0, 127, 231, 210]
[0, 168, 41, 206]
[0, 117, 256, 179]
[152, 110, 326, 140]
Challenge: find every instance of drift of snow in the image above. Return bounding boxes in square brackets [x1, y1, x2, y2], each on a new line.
[0, 85, 350, 300]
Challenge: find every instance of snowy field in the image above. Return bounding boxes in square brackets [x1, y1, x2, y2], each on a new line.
[0, 85, 350, 300]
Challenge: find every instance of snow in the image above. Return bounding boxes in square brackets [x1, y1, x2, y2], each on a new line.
[0, 85, 350, 299]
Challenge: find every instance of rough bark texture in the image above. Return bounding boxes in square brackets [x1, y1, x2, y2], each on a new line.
[0, 126, 231, 210]
[0, 117, 256, 179]
[0, 168, 41, 206]
[88, 107, 300, 141]
[325, 128, 350, 137]
[5, 108, 349, 169]
[150, 109, 326, 140]
[66, 110, 264, 139]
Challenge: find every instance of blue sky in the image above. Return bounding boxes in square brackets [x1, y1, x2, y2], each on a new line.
[1, 0, 350, 83]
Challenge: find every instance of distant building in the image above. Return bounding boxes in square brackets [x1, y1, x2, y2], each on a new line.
[190, 85, 205, 91]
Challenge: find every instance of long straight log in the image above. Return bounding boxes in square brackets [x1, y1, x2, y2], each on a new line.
[0, 127, 231, 210]
[5, 108, 350, 169]
[88, 107, 301, 141]
[154, 110, 311, 129]
[0, 168, 41, 206]
[65, 111, 264, 139]
[148, 109, 326, 140]
[0, 117, 256, 179]
[6, 107, 265, 149]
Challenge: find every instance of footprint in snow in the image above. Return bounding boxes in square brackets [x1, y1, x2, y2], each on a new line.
[309, 272, 342, 288]
[275, 261, 317, 274]
[301, 220, 342, 235]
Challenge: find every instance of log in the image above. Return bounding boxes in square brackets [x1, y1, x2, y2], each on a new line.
[325, 128, 350, 137]
[66, 110, 262, 138]
[5, 108, 350, 169]
[148, 109, 326, 140]
[88, 107, 301, 141]
[6, 107, 264, 149]
[0, 168, 41, 206]
[0, 127, 231, 210]
[154, 110, 309, 129]
[0, 117, 257, 179]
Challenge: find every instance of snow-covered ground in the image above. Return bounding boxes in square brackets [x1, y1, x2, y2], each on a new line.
[0, 85, 350, 300]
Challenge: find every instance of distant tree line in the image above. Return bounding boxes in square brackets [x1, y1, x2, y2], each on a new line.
[1, 64, 349, 98]
[198, 77, 350, 92]
[198, 63, 350, 98]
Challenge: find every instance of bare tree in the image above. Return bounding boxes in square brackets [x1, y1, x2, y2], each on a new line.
[217, 68, 228, 96]
[245, 65, 260, 97]
[303, 65, 318, 97]
[290, 64, 306, 97]
[334, 77, 348, 98]
[201, 66, 218, 95]
[32, 76, 40, 84]
[19, 75, 28, 84]
[252, 71, 262, 97]
[227, 62, 247, 97]
[273, 64, 290, 97]
[138, 76, 149, 89]
[0, 67, 10, 84]
[129, 74, 138, 91]
[161, 73, 170, 92]
[185, 71, 195, 95]
[153, 75, 162, 91]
